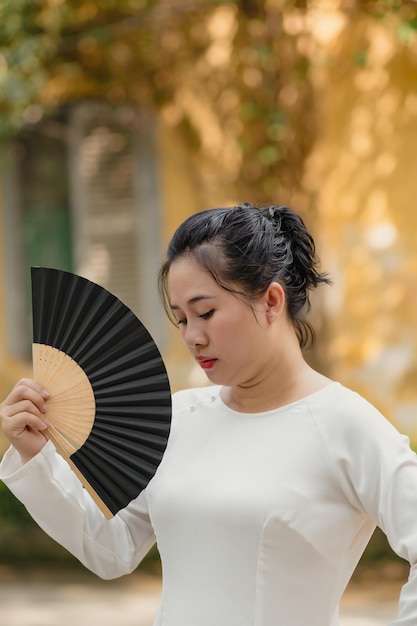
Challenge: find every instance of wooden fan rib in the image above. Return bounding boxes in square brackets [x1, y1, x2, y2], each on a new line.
[33, 345, 64, 389]
[34, 344, 88, 389]
[47, 389, 95, 408]
[64, 455, 114, 520]
[47, 403, 97, 419]
[39, 361, 91, 389]
[47, 415, 93, 442]
[47, 419, 94, 450]
[32, 343, 96, 451]
[47, 426, 79, 457]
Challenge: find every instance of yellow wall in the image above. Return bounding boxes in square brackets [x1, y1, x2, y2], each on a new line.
[156, 119, 212, 393]
[0, 175, 32, 452]
[306, 13, 417, 439]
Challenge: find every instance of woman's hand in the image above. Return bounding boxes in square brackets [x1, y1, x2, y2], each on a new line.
[0, 378, 50, 464]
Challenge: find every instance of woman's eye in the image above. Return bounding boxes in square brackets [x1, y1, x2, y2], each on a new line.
[175, 310, 214, 326]
[199, 309, 214, 320]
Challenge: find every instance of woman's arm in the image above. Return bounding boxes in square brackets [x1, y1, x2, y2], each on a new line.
[0, 442, 156, 579]
[0, 379, 156, 579]
[318, 394, 417, 625]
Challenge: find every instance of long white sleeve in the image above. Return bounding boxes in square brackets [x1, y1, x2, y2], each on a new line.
[309, 386, 417, 626]
[0, 441, 156, 579]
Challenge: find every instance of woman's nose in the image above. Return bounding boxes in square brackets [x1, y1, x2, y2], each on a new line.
[184, 322, 208, 349]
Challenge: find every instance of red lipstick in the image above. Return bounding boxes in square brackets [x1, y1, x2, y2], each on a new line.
[196, 357, 217, 370]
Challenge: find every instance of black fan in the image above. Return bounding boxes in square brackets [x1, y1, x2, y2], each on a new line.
[31, 267, 172, 519]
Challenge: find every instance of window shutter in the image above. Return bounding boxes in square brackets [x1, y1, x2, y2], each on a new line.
[69, 103, 164, 344]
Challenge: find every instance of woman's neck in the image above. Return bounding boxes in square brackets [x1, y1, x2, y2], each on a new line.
[220, 357, 331, 414]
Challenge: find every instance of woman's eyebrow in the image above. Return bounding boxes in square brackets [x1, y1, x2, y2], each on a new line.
[170, 295, 215, 310]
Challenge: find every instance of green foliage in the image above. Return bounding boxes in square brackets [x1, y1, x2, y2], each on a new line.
[0, 480, 33, 532]
[397, 18, 417, 44]
[0, 0, 415, 205]
[355, 51, 369, 68]
[360, 526, 405, 565]
[0, 481, 77, 565]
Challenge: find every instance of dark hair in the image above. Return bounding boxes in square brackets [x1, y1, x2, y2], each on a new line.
[158, 202, 331, 349]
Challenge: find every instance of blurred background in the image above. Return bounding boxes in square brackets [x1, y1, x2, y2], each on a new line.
[0, 0, 417, 619]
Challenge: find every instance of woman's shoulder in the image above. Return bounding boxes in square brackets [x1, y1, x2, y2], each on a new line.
[306, 381, 406, 446]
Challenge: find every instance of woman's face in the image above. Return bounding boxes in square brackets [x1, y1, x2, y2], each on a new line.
[167, 255, 275, 388]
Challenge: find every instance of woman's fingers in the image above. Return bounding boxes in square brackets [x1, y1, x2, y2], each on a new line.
[2, 399, 49, 432]
[0, 378, 51, 462]
[6, 378, 49, 413]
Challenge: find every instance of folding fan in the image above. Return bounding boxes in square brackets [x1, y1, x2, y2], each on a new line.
[31, 267, 172, 519]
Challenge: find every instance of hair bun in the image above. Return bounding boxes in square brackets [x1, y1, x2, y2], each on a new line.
[265, 205, 291, 221]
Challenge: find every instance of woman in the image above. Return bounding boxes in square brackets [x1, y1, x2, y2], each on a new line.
[1, 203, 417, 626]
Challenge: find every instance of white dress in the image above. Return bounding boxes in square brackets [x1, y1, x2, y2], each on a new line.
[2, 382, 417, 625]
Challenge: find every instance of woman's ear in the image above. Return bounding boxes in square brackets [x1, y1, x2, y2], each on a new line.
[264, 282, 286, 322]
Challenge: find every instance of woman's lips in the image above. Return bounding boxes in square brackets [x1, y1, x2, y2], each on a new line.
[196, 357, 217, 370]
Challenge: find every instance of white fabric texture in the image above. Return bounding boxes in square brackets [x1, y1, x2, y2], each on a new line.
[2, 381, 417, 625]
